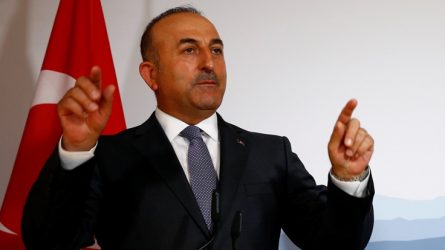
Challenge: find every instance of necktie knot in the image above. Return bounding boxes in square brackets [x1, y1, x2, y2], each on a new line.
[180, 125, 202, 141]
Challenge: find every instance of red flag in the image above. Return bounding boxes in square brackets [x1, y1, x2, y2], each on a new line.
[0, 0, 126, 248]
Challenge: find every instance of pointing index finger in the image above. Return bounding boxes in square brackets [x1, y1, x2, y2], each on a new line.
[88, 66, 102, 100]
[89, 65, 102, 88]
[337, 99, 358, 125]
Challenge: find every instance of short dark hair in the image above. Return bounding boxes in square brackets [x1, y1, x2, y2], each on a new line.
[140, 6, 202, 63]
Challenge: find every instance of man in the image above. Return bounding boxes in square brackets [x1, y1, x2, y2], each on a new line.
[22, 6, 374, 250]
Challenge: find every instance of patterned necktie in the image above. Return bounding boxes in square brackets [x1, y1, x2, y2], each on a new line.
[180, 125, 218, 230]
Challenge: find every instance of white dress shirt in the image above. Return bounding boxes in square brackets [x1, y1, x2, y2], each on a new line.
[155, 108, 220, 182]
[59, 108, 369, 197]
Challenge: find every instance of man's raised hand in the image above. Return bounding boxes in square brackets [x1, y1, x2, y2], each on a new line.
[57, 66, 115, 151]
[328, 99, 374, 180]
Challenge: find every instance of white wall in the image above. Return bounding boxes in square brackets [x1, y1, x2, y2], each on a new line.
[1, 0, 445, 248]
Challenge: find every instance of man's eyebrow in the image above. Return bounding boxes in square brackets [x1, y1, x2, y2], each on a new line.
[178, 38, 198, 46]
[177, 38, 224, 47]
[210, 38, 224, 47]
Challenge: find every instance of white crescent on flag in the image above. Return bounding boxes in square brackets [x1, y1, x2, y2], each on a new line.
[32, 70, 76, 106]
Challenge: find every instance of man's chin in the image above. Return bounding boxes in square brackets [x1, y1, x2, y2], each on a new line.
[193, 96, 223, 110]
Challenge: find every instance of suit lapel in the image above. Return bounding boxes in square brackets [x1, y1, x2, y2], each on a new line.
[217, 115, 249, 228]
[131, 114, 210, 237]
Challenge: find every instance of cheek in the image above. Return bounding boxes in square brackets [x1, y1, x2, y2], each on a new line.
[171, 65, 196, 86]
[157, 73, 186, 100]
[216, 62, 227, 83]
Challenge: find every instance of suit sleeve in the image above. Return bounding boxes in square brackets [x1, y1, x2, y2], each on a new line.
[22, 146, 101, 250]
[280, 137, 374, 250]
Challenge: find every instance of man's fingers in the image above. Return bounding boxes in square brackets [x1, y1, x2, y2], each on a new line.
[86, 66, 102, 100]
[329, 121, 346, 149]
[89, 65, 102, 87]
[337, 99, 358, 125]
[59, 95, 87, 118]
[70, 87, 99, 112]
[59, 66, 107, 118]
[58, 85, 95, 116]
[329, 99, 357, 149]
[344, 118, 360, 149]
[347, 127, 366, 157]
[76, 76, 101, 101]
[99, 85, 115, 115]
[356, 135, 374, 158]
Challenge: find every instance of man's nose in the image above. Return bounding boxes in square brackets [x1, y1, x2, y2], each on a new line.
[199, 49, 214, 72]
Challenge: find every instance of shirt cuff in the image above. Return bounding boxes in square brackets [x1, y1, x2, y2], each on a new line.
[329, 169, 370, 198]
[58, 137, 97, 170]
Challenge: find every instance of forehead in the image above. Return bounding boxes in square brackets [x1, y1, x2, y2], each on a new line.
[151, 12, 221, 44]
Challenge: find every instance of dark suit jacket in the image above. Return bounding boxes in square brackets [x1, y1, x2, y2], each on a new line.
[22, 113, 374, 250]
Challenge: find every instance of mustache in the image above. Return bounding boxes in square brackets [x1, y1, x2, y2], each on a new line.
[193, 72, 219, 85]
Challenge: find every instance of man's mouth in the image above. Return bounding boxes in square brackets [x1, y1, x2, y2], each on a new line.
[196, 80, 217, 85]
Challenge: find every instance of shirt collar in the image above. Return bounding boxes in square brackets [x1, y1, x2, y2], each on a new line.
[155, 108, 219, 143]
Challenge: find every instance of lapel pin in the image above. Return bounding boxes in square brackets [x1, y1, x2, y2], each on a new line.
[236, 138, 245, 146]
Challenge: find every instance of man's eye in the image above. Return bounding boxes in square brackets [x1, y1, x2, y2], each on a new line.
[184, 48, 195, 54]
[212, 48, 223, 55]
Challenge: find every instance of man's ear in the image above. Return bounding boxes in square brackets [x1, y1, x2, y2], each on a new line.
[139, 61, 159, 91]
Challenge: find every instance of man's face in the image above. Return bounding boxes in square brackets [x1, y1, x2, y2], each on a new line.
[149, 13, 227, 124]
